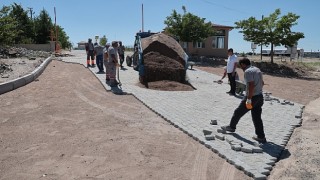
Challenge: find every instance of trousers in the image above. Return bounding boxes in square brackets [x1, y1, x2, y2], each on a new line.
[229, 94, 265, 139]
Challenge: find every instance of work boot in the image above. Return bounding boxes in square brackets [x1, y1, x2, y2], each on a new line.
[252, 136, 267, 143]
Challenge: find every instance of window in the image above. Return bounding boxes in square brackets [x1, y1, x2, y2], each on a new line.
[212, 36, 225, 49]
[193, 41, 205, 48]
[182, 42, 188, 49]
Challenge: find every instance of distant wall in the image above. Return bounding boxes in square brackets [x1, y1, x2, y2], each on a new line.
[15, 43, 54, 52]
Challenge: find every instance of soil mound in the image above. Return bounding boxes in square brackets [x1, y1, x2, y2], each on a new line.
[146, 80, 194, 91]
[252, 61, 316, 79]
[141, 33, 187, 84]
[141, 33, 186, 67]
[144, 51, 185, 82]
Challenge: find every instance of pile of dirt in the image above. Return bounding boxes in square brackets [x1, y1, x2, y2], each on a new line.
[142, 33, 186, 67]
[141, 33, 187, 83]
[139, 33, 192, 91]
[144, 51, 186, 82]
[252, 61, 315, 79]
[145, 80, 194, 91]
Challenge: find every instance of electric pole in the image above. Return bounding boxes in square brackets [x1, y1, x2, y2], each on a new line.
[142, 4, 144, 32]
[27, 7, 34, 19]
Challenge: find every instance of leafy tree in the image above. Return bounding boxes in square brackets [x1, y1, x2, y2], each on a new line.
[235, 9, 304, 63]
[10, 3, 34, 44]
[34, 9, 53, 44]
[164, 6, 214, 52]
[56, 25, 71, 49]
[0, 3, 71, 49]
[99, 35, 107, 46]
[0, 5, 19, 45]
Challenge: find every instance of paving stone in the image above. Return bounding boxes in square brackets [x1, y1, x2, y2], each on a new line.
[202, 129, 212, 135]
[225, 137, 233, 144]
[215, 134, 225, 141]
[205, 135, 215, 141]
[210, 119, 218, 125]
[253, 174, 267, 180]
[231, 145, 241, 151]
[241, 146, 253, 153]
[252, 147, 263, 153]
[217, 128, 226, 134]
[227, 158, 235, 165]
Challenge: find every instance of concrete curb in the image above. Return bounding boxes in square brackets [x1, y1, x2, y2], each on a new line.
[0, 55, 53, 95]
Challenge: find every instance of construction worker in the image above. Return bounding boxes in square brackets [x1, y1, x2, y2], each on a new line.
[94, 42, 104, 73]
[118, 41, 125, 68]
[104, 43, 110, 82]
[85, 38, 95, 68]
[108, 41, 119, 86]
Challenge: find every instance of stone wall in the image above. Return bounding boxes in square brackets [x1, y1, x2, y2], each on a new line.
[15, 43, 54, 52]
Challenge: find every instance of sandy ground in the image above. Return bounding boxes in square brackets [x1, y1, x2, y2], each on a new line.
[0, 60, 251, 180]
[0, 57, 319, 179]
[0, 57, 43, 84]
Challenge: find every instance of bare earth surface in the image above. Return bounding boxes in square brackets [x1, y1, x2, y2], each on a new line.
[0, 55, 319, 179]
[0, 57, 43, 83]
[0, 60, 251, 180]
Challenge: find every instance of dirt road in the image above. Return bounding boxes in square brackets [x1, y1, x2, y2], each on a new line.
[0, 60, 251, 179]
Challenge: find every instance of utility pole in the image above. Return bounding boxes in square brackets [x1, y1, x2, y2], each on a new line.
[54, 7, 59, 53]
[27, 7, 33, 19]
[260, 15, 264, 61]
[141, 4, 144, 32]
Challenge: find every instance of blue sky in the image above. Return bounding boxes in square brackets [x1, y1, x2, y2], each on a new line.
[2, 0, 320, 53]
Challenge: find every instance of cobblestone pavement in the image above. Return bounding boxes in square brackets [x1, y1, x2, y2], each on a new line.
[61, 50, 304, 179]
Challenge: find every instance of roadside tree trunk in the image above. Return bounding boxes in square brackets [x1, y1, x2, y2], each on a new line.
[270, 43, 274, 64]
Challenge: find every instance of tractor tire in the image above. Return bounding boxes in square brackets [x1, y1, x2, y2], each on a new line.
[126, 55, 132, 67]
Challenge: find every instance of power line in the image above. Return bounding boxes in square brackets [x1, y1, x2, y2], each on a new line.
[199, 0, 259, 17]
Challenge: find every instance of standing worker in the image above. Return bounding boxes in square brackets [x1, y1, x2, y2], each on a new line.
[108, 41, 119, 86]
[118, 41, 125, 68]
[221, 58, 266, 143]
[226, 48, 238, 96]
[104, 43, 110, 82]
[94, 42, 105, 73]
[85, 38, 95, 68]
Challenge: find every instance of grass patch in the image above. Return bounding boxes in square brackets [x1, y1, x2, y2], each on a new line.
[296, 62, 320, 70]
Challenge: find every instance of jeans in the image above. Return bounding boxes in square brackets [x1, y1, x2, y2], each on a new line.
[96, 55, 103, 72]
[229, 94, 265, 139]
[119, 54, 124, 66]
[227, 73, 236, 94]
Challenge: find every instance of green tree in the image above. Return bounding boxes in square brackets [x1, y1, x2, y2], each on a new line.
[99, 35, 107, 46]
[235, 9, 304, 63]
[34, 9, 52, 44]
[9, 3, 34, 44]
[0, 5, 19, 45]
[56, 25, 71, 49]
[164, 6, 214, 52]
